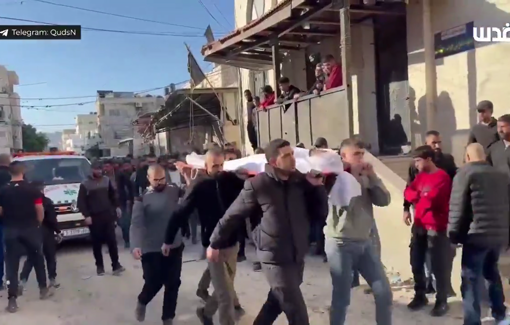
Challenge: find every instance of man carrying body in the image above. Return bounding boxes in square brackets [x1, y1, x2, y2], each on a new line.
[0, 153, 11, 290]
[404, 145, 453, 316]
[0, 162, 54, 312]
[448, 143, 510, 325]
[131, 165, 185, 325]
[162, 148, 246, 325]
[324, 138, 392, 325]
[468, 100, 499, 151]
[207, 139, 328, 325]
[77, 161, 125, 276]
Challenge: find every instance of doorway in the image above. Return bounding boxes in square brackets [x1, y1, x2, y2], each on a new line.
[374, 15, 410, 155]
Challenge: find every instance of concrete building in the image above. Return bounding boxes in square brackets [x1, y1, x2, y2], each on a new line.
[200, 0, 510, 287]
[96, 91, 165, 157]
[0, 65, 22, 153]
[63, 134, 85, 154]
[75, 112, 98, 139]
[61, 129, 76, 151]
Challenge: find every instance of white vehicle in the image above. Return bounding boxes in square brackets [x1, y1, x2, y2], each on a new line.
[13, 152, 92, 240]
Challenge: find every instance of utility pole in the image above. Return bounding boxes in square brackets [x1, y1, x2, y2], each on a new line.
[423, 0, 437, 131]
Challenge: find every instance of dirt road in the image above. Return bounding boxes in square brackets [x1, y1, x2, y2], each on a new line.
[0, 239, 468, 325]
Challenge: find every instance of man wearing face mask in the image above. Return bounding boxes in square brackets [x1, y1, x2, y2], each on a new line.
[162, 147, 247, 325]
[131, 164, 185, 325]
[206, 139, 329, 325]
[77, 161, 125, 276]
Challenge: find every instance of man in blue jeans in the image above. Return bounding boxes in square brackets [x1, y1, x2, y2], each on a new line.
[324, 138, 392, 325]
[448, 143, 509, 325]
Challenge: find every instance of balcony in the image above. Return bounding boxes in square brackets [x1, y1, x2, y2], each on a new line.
[255, 87, 350, 147]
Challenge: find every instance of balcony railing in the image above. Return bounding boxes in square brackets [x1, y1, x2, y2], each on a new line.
[255, 87, 351, 148]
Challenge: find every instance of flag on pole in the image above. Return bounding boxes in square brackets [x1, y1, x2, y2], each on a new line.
[204, 25, 215, 43]
[187, 46, 207, 88]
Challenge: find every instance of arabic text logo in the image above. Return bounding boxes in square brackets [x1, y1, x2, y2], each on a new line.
[473, 23, 510, 43]
[0, 29, 8, 37]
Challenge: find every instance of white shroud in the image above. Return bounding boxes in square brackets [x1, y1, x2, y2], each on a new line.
[185, 148, 362, 207]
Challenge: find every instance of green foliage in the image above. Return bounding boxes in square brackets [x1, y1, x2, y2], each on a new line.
[22, 124, 49, 152]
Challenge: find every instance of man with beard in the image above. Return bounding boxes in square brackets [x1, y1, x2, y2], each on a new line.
[77, 161, 125, 276]
[117, 160, 134, 248]
[162, 148, 246, 325]
[487, 114, 510, 177]
[468, 100, 499, 151]
[403, 130, 457, 296]
[131, 165, 185, 325]
[134, 154, 157, 198]
[207, 139, 328, 325]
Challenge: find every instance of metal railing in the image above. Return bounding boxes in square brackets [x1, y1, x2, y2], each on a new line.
[256, 87, 351, 147]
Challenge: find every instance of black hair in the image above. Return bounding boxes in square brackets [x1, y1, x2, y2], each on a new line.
[314, 137, 328, 148]
[146, 153, 157, 159]
[278, 77, 290, 84]
[262, 85, 274, 94]
[296, 142, 305, 148]
[498, 114, 510, 124]
[157, 156, 168, 163]
[244, 89, 252, 95]
[9, 161, 25, 176]
[264, 138, 291, 162]
[254, 147, 265, 154]
[411, 145, 435, 160]
[322, 54, 335, 63]
[425, 130, 440, 137]
[91, 161, 103, 170]
[477, 100, 493, 112]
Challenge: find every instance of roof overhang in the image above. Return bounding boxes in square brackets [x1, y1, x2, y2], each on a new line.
[152, 87, 238, 133]
[118, 138, 134, 146]
[201, 0, 406, 70]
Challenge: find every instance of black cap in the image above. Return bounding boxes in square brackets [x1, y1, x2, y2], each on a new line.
[476, 100, 493, 112]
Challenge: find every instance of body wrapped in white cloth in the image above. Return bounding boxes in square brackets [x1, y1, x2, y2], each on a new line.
[185, 147, 362, 207]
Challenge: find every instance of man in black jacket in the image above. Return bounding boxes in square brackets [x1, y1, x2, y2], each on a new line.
[403, 130, 457, 295]
[19, 180, 61, 291]
[0, 153, 11, 290]
[467, 100, 499, 151]
[77, 161, 125, 276]
[487, 114, 510, 177]
[162, 147, 246, 325]
[448, 143, 510, 325]
[133, 154, 157, 199]
[276, 77, 301, 103]
[117, 160, 134, 248]
[207, 138, 329, 325]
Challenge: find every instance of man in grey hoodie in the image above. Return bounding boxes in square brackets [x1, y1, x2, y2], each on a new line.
[324, 138, 392, 325]
[130, 164, 185, 325]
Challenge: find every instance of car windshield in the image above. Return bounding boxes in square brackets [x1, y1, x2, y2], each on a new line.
[23, 158, 91, 185]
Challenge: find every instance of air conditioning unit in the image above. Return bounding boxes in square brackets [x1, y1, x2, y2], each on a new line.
[135, 103, 143, 108]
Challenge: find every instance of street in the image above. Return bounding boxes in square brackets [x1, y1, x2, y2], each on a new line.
[0, 233, 473, 325]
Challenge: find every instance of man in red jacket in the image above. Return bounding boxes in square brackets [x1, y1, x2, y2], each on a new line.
[404, 145, 453, 317]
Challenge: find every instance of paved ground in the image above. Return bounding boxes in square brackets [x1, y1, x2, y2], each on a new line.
[0, 234, 480, 325]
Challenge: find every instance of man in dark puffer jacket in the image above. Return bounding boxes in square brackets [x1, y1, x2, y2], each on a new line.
[448, 143, 510, 325]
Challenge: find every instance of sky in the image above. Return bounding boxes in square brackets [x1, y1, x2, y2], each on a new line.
[0, 0, 235, 133]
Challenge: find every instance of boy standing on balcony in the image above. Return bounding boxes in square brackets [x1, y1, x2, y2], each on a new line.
[404, 145, 453, 317]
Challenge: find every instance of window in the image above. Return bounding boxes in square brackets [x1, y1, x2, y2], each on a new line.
[109, 109, 120, 116]
[23, 158, 92, 186]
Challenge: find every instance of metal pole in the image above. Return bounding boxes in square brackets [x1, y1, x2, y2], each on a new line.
[423, 0, 437, 131]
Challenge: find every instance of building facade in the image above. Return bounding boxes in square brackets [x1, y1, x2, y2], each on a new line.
[0, 65, 22, 153]
[96, 91, 165, 157]
[75, 112, 98, 139]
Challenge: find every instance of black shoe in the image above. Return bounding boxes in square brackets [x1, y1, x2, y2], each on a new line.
[430, 300, 449, 317]
[163, 319, 173, 325]
[6, 297, 18, 313]
[425, 283, 436, 294]
[237, 255, 247, 262]
[40, 286, 55, 300]
[252, 262, 262, 272]
[112, 265, 126, 276]
[196, 289, 209, 301]
[196, 307, 214, 325]
[97, 266, 106, 276]
[407, 295, 429, 311]
[234, 305, 246, 317]
[135, 301, 146, 322]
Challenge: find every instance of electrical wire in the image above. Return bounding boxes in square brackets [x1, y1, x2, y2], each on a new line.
[210, 0, 233, 28]
[30, 0, 207, 31]
[197, 0, 227, 31]
[0, 16, 209, 37]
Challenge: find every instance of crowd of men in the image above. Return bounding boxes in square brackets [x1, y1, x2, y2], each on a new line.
[0, 99, 509, 325]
